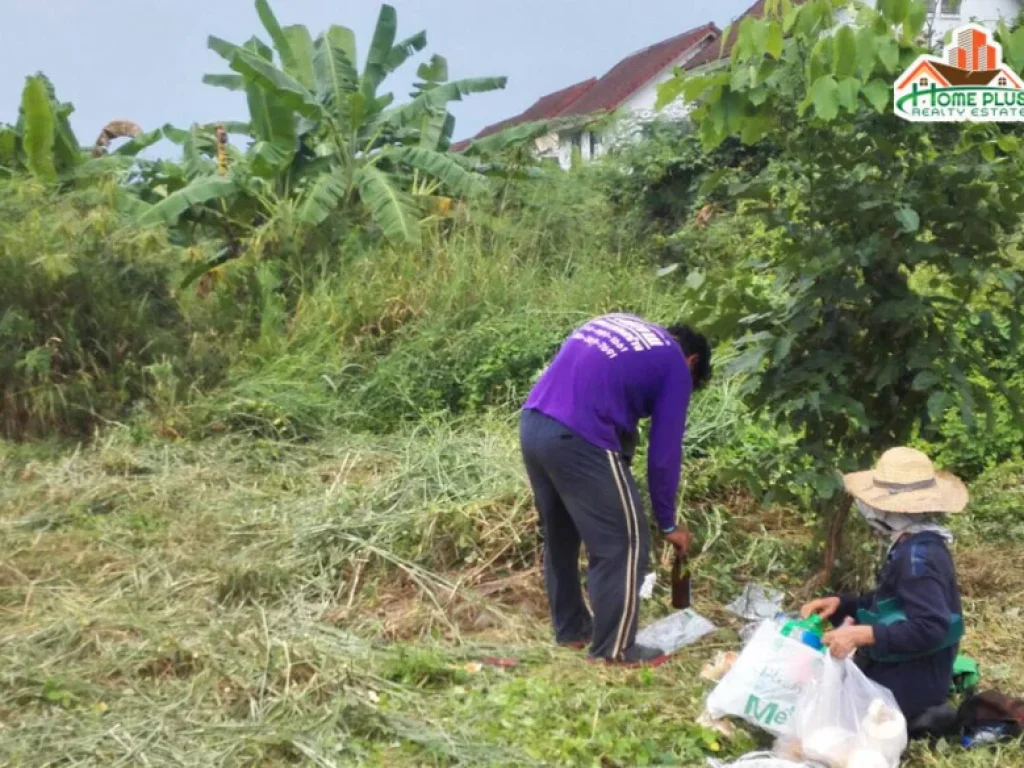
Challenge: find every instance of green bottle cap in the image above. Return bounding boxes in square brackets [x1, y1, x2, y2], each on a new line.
[803, 614, 826, 635]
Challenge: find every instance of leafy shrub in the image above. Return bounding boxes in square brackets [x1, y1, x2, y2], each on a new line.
[964, 460, 1024, 541]
[598, 121, 775, 243]
[0, 179, 185, 438]
[927, 389, 1024, 479]
[351, 312, 570, 428]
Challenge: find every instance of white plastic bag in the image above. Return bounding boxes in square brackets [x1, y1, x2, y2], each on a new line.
[726, 583, 786, 621]
[706, 753, 817, 768]
[789, 653, 907, 768]
[706, 620, 825, 737]
[635, 608, 716, 654]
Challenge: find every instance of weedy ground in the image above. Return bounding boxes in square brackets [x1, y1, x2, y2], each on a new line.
[2, 424, 1022, 767]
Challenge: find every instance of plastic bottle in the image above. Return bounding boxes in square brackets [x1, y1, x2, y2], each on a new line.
[961, 724, 1008, 748]
[780, 614, 826, 650]
[803, 613, 827, 637]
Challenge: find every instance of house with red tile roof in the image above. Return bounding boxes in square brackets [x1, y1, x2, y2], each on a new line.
[453, 22, 721, 165]
[453, 0, 1018, 165]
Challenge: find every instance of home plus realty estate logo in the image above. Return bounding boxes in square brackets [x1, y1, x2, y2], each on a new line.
[894, 24, 1024, 122]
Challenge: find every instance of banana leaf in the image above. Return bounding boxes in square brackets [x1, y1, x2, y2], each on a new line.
[384, 77, 507, 130]
[355, 164, 419, 244]
[255, 0, 299, 76]
[203, 74, 246, 91]
[314, 32, 358, 117]
[114, 128, 164, 157]
[229, 48, 323, 120]
[138, 176, 238, 225]
[385, 146, 482, 197]
[298, 170, 349, 225]
[283, 25, 316, 91]
[20, 76, 57, 181]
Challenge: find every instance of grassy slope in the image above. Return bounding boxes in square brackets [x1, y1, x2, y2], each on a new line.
[2, 425, 1022, 767]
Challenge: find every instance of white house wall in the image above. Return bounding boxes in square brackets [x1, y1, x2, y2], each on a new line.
[555, 38, 710, 169]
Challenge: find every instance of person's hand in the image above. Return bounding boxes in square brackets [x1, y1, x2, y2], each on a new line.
[823, 621, 874, 660]
[800, 596, 841, 621]
[663, 528, 691, 555]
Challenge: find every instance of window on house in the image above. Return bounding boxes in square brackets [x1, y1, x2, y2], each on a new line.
[1000, 77, 1008, 86]
[920, 77, 930, 87]
[590, 133, 600, 157]
[940, 0, 961, 14]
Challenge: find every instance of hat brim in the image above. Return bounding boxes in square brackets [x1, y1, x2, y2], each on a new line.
[843, 469, 968, 514]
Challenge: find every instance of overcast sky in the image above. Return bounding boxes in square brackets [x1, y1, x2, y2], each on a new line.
[2, 0, 753, 151]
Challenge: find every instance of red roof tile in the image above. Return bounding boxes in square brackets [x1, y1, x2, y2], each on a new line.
[455, 78, 599, 150]
[517, 78, 599, 125]
[557, 23, 720, 117]
[686, 0, 807, 70]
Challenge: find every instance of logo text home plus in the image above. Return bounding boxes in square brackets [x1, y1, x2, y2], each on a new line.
[894, 24, 1024, 122]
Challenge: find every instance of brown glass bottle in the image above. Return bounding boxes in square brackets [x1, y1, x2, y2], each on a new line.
[671, 551, 691, 610]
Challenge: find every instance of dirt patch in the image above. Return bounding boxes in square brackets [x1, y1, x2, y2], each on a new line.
[329, 567, 547, 642]
[957, 542, 1024, 598]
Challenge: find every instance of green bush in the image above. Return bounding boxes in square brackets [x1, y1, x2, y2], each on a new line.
[928, 389, 1024, 479]
[181, 191, 692, 437]
[0, 178, 185, 438]
[598, 121, 775, 243]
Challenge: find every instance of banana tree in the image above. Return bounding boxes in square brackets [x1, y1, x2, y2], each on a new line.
[0, 73, 160, 182]
[138, 0, 507, 249]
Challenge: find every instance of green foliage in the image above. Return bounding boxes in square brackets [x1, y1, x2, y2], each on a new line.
[597, 120, 775, 242]
[352, 313, 570, 428]
[430, 672, 749, 765]
[665, 0, 1024, 502]
[139, 0, 508, 273]
[0, 179, 185, 438]
[1, 74, 154, 184]
[20, 76, 58, 182]
[962, 460, 1024, 541]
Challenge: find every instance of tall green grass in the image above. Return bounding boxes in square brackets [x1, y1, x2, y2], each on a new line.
[0, 179, 187, 439]
[180, 173, 693, 438]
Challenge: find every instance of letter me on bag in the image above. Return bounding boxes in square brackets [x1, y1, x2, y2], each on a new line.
[706, 620, 824, 737]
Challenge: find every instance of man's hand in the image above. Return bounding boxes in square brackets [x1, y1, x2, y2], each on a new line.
[823, 622, 874, 660]
[663, 528, 691, 555]
[800, 596, 841, 621]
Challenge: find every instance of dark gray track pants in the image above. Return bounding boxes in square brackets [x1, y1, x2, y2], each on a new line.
[519, 409, 650, 661]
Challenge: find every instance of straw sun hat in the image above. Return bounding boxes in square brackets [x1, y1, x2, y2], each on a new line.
[843, 446, 969, 515]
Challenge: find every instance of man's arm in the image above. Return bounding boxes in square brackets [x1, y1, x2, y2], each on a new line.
[647, 356, 691, 533]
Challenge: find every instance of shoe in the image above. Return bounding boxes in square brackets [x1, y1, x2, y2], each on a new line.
[557, 623, 593, 651]
[560, 639, 589, 650]
[588, 644, 669, 668]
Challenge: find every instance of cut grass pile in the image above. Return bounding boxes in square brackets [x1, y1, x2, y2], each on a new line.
[1, 426, 1022, 767]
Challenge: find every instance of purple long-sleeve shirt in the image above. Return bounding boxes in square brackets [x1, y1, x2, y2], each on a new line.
[523, 314, 692, 531]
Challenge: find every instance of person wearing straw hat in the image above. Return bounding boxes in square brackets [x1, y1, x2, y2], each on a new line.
[800, 447, 968, 723]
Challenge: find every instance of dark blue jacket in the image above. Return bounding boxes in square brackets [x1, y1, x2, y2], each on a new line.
[832, 531, 962, 722]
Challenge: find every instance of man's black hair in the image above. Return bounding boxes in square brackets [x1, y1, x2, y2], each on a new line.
[667, 324, 712, 391]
